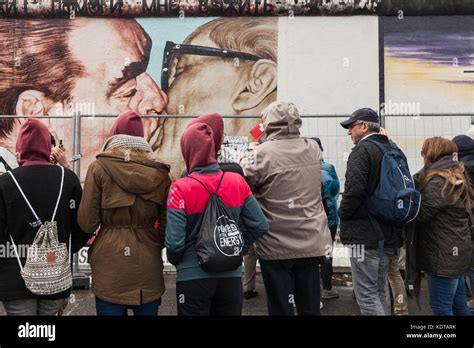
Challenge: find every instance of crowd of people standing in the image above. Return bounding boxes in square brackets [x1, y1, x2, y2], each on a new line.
[0, 103, 472, 316]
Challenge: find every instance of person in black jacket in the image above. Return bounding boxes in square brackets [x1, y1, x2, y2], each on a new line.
[339, 108, 405, 316]
[452, 134, 474, 311]
[414, 137, 472, 316]
[0, 119, 88, 315]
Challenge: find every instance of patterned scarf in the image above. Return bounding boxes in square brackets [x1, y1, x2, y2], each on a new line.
[101, 135, 152, 153]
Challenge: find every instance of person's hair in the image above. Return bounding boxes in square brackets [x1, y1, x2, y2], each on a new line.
[0, 19, 85, 138]
[467, 125, 474, 140]
[365, 121, 380, 133]
[184, 17, 278, 64]
[418, 137, 473, 210]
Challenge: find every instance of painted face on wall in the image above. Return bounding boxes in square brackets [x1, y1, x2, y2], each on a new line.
[158, 18, 278, 178]
[1, 18, 168, 179]
[165, 32, 277, 117]
[165, 34, 257, 116]
[65, 18, 168, 152]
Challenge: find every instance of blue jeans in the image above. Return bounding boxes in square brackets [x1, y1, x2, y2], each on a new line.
[350, 249, 391, 315]
[427, 274, 472, 316]
[95, 297, 161, 316]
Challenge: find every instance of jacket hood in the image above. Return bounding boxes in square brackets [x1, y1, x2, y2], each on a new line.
[181, 122, 217, 172]
[453, 135, 474, 157]
[109, 111, 144, 137]
[262, 101, 302, 140]
[16, 119, 52, 167]
[187, 113, 224, 153]
[429, 154, 460, 171]
[96, 150, 170, 195]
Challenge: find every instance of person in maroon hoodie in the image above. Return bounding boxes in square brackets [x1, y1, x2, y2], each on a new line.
[166, 121, 268, 315]
[78, 111, 171, 316]
[0, 119, 88, 315]
[184, 114, 259, 300]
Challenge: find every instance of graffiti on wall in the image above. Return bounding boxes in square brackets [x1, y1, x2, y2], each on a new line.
[384, 16, 474, 115]
[0, 0, 379, 18]
[0, 17, 278, 179]
[383, 15, 474, 173]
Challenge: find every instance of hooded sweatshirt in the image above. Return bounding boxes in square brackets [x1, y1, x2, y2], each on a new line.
[166, 122, 268, 282]
[181, 123, 218, 172]
[183, 113, 244, 177]
[16, 119, 51, 167]
[109, 111, 145, 137]
[0, 119, 88, 301]
[187, 113, 224, 154]
[242, 101, 332, 260]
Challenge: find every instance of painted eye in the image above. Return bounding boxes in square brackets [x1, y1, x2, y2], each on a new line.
[121, 88, 137, 99]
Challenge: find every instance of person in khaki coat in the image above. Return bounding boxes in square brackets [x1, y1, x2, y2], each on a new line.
[78, 111, 171, 316]
[241, 101, 331, 316]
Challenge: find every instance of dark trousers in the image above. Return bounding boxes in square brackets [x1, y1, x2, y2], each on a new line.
[95, 297, 161, 316]
[176, 277, 243, 316]
[260, 257, 321, 316]
[321, 226, 337, 290]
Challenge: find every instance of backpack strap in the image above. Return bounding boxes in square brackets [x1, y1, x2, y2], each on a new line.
[364, 138, 388, 154]
[8, 234, 24, 272]
[7, 171, 41, 223]
[188, 171, 225, 196]
[51, 166, 65, 222]
[215, 172, 226, 195]
[7, 171, 40, 273]
[0, 156, 13, 172]
[7, 166, 64, 223]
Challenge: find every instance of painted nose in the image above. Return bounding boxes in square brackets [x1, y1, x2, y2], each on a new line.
[136, 72, 168, 116]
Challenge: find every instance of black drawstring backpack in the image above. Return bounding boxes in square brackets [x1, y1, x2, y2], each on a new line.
[188, 172, 244, 272]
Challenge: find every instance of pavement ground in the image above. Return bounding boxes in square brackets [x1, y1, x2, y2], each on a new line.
[0, 272, 438, 316]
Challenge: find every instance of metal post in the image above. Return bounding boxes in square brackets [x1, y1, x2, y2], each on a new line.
[71, 113, 77, 174]
[73, 112, 80, 275]
[75, 112, 81, 178]
[71, 112, 90, 290]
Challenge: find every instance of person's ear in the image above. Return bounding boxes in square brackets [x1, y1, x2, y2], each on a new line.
[15, 90, 48, 116]
[232, 59, 277, 112]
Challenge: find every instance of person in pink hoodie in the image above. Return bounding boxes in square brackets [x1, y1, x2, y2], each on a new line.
[0, 119, 88, 315]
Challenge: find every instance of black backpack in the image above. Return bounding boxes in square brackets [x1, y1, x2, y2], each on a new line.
[188, 172, 244, 273]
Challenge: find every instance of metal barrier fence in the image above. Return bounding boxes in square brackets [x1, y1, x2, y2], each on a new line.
[1, 113, 472, 272]
[2, 113, 472, 185]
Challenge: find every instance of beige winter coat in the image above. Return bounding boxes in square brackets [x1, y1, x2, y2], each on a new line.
[78, 148, 171, 305]
[242, 102, 332, 260]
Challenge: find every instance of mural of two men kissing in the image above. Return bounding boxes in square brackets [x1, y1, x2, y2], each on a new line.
[0, 17, 278, 179]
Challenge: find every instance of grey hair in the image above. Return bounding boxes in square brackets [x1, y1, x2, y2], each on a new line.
[366, 121, 380, 133]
